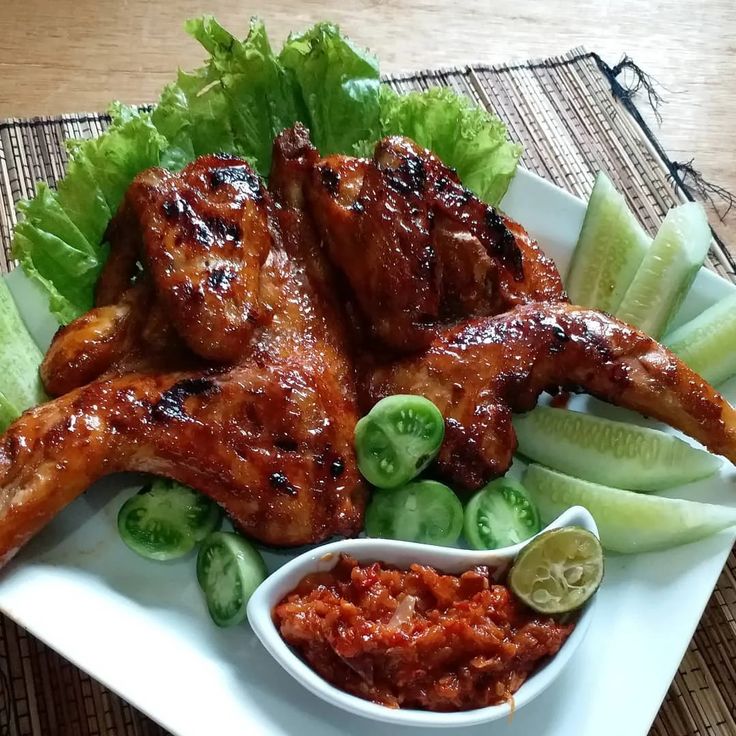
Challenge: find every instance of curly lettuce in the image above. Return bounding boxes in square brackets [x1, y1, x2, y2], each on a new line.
[279, 22, 380, 155]
[14, 104, 166, 321]
[11, 16, 521, 325]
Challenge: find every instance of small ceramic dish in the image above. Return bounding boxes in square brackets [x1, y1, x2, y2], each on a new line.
[247, 505, 598, 728]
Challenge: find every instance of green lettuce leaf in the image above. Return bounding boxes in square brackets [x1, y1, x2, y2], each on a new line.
[153, 76, 202, 170]
[66, 103, 167, 212]
[0, 392, 19, 433]
[279, 22, 381, 155]
[184, 16, 305, 174]
[153, 68, 238, 171]
[12, 104, 166, 321]
[377, 86, 522, 205]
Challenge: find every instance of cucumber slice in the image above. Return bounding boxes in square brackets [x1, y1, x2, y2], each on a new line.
[118, 478, 222, 561]
[664, 293, 736, 386]
[566, 171, 650, 313]
[0, 278, 46, 423]
[523, 464, 736, 554]
[197, 532, 267, 627]
[616, 202, 711, 338]
[0, 392, 20, 433]
[514, 407, 720, 491]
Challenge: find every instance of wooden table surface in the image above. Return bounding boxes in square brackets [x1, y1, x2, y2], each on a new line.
[1, 0, 734, 241]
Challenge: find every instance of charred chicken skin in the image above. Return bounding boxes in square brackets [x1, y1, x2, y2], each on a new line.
[96, 154, 276, 362]
[306, 136, 565, 352]
[2, 125, 736, 567]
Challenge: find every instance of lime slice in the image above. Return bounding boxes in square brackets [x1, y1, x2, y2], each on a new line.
[509, 527, 603, 615]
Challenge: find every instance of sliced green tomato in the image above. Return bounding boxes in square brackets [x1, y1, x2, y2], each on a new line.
[196, 532, 267, 627]
[664, 293, 736, 386]
[616, 202, 711, 338]
[354, 395, 445, 488]
[365, 480, 463, 546]
[566, 171, 650, 313]
[514, 407, 720, 492]
[509, 526, 603, 614]
[118, 478, 222, 561]
[463, 477, 541, 549]
[523, 464, 736, 554]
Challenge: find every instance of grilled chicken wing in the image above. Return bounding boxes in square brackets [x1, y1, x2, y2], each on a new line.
[306, 137, 565, 351]
[368, 302, 736, 489]
[41, 155, 280, 393]
[40, 282, 198, 397]
[41, 285, 148, 396]
[0, 133, 366, 563]
[98, 154, 275, 362]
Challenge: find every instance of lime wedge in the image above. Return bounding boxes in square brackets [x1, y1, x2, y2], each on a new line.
[509, 527, 603, 614]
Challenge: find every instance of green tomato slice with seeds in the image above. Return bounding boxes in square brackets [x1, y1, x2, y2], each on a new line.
[365, 480, 463, 546]
[463, 477, 541, 550]
[117, 478, 222, 561]
[354, 395, 445, 488]
[196, 531, 267, 627]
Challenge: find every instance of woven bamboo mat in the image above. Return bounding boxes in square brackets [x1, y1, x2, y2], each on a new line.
[0, 49, 734, 736]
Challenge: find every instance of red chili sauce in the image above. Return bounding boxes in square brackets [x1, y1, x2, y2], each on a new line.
[273, 554, 574, 711]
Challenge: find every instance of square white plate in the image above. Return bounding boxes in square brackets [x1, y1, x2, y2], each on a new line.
[1, 168, 735, 736]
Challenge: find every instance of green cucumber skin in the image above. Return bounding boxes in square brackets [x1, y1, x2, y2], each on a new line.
[566, 171, 650, 313]
[616, 202, 711, 338]
[523, 464, 736, 554]
[0, 278, 46, 424]
[514, 407, 720, 492]
[664, 293, 736, 386]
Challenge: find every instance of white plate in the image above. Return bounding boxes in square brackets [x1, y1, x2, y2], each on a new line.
[1, 168, 735, 736]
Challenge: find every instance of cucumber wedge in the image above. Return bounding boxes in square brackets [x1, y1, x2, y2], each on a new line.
[523, 464, 736, 554]
[0, 278, 46, 427]
[616, 202, 711, 338]
[514, 407, 720, 491]
[664, 293, 736, 386]
[566, 171, 650, 313]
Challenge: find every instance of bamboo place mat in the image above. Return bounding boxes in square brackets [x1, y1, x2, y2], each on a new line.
[0, 48, 735, 736]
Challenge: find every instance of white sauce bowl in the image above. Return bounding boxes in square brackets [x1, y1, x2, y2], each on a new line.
[247, 505, 598, 728]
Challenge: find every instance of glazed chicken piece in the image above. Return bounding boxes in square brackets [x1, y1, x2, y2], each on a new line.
[306, 136, 566, 351]
[40, 285, 150, 397]
[0, 134, 366, 564]
[39, 152, 302, 397]
[40, 281, 198, 397]
[368, 302, 736, 489]
[95, 154, 275, 362]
